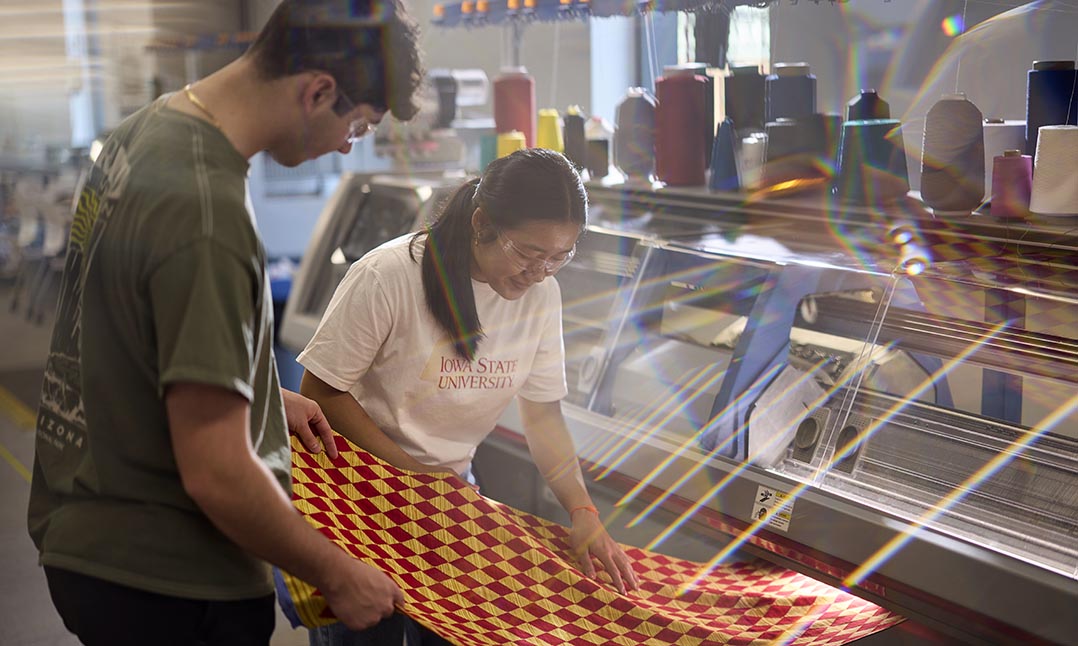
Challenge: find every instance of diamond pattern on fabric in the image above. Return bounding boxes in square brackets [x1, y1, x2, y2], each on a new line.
[278, 436, 903, 645]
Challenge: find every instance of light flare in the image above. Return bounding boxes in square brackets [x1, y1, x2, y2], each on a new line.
[640, 358, 848, 546]
[843, 390, 1078, 588]
[593, 364, 726, 480]
[677, 321, 1009, 595]
[941, 14, 965, 37]
[627, 363, 790, 536]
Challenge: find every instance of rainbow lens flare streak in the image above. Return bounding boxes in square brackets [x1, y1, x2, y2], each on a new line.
[636, 350, 882, 547]
[577, 347, 713, 473]
[618, 361, 789, 526]
[843, 389, 1078, 589]
[581, 361, 712, 471]
[427, 234, 471, 345]
[676, 321, 1009, 596]
[610, 274, 896, 529]
[590, 364, 725, 480]
[825, 206, 897, 272]
[579, 266, 763, 472]
[767, 600, 834, 646]
[941, 14, 965, 37]
[636, 359, 837, 547]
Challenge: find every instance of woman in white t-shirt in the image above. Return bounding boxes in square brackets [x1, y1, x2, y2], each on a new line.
[299, 149, 639, 646]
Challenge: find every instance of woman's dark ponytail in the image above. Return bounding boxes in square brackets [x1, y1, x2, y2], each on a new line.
[411, 178, 483, 360]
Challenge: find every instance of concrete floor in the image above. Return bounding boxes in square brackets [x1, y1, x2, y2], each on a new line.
[0, 281, 308, 646]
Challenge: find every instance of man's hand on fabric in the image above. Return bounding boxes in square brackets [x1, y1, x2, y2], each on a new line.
[282, 388, 338, 459]
[320, 558, 404, 631]
[569, 509, 640, 595]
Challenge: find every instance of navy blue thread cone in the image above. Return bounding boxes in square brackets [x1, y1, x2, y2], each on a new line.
[835, 119, 909, 205]
[846, 90, 890, 122]
[709, 118, 740, 191]
[1025, 60, 1078, 156]
[725, 66, 766, 133]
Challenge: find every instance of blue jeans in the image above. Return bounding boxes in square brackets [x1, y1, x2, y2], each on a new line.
[308, 614, 452, 646]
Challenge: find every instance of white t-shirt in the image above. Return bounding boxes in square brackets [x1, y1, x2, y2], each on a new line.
[298, 234, 568, 475]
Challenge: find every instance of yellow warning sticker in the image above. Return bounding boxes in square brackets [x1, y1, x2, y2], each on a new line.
[752, 484, 794, 532]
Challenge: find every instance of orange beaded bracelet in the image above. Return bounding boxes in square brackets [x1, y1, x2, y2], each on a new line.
[569, 505, 600, 518]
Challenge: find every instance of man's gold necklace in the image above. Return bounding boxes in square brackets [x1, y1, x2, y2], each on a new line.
[183, 84, 222, 129]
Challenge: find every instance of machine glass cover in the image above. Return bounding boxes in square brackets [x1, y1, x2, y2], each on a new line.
[301, 185, 422, 318]
[782, 273, 1078, 578]
[555, 230, 647, 407]
[592, 248, 771, 441]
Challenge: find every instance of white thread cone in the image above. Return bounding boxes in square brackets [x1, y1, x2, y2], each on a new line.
[1030, 125, 1078, 216]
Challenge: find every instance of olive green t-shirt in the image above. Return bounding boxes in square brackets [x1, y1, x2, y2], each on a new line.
[28, 96, 289, 600]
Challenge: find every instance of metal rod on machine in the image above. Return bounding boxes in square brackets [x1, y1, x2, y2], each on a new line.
[802, 298, 1078, 385]
[503, 20, 524, 69]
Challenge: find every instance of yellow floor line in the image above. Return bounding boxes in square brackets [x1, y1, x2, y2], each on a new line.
[0, 441, 31, 483]
[0, 385, 37, 429]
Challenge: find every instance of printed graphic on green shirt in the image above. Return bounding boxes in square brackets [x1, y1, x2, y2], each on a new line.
[38, 143, 131, 479]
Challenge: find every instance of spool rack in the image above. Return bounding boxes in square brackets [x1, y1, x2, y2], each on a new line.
[432, 0, 848, 29]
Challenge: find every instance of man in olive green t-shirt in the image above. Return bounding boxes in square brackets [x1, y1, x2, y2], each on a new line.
[27, 2, 423, 644]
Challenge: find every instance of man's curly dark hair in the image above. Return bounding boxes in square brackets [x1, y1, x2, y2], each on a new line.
[246, 0, 423, 121]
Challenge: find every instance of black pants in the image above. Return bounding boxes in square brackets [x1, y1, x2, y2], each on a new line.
[45, 566, 275, 646]
[308, 615, 455, 646]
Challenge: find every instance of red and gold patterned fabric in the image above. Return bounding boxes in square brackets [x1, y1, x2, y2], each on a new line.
[277, 436, 903, 645]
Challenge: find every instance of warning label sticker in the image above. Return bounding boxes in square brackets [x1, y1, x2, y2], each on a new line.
[752, 485, 794, 533]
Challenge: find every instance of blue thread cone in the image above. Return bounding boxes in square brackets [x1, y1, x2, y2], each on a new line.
[835, 119, 909, 205]
[1025, 60, 1078, 156]
[846, 89, 890, 121]
[710, 118, 740, 191]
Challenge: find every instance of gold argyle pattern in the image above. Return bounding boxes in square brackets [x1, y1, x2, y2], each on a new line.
[279, 436, 903, 645]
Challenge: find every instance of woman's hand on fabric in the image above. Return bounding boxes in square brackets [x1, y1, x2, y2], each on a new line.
[569, 510, 640, 595]
[281, 388, 338, 459]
